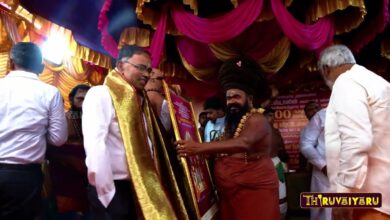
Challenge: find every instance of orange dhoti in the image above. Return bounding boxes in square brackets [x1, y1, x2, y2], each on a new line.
[214, 156, 281, 220]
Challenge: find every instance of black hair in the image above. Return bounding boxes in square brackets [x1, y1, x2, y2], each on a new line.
[10, 42, 44, 74]
[218, 55, 270, 100]
[203, 96, 225, 110]
[199, 112, 207, 117]
[69, 84, 91, 101]
[304, 101, 319, 111]
[116, 45, 150, 65]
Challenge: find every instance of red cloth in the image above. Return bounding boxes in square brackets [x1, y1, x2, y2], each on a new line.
[214, 156, 280, 220]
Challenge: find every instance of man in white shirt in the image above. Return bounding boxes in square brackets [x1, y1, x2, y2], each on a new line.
[203, 96, 226, 142]
[299, 101, 321, 171]
[300, 108, 331, 220]
[82, 45, 184, 220]
[318, 44, 390, 220]
[0, 42, 68, 219]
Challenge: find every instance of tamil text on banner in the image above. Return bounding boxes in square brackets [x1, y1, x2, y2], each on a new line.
[271, 91, 329, 170]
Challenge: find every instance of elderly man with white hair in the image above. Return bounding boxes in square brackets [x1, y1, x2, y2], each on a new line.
[318, 45, 390, 220]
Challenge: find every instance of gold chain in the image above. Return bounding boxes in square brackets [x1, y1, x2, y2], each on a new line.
[233, 108, 264, 138]
[233, 108, 264, 163]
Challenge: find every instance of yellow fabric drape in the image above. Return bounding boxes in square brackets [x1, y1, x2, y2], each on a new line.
[209, 19, 286, 63]
[136, 0, 158, 30]
[257, 37, 290, 73]
[56, 71, 88, 110]
[44, 61, 65, 72]
[178, 50, 219, 81]
[0, 52, 9, 78]
[0, 10, 13, 53]
[39, 55, 104, 110]
[209, 24, 291, 73]
[307, 0, 366, 35]
[73, 45, 112, 70]
[87, 68, 105, 85]
[0, 3, 106, 111]
[118, 27, 151, 49]
[209, 41, 239, 62]
[0, 11, 21, 43]
[38, 66, 56, 85]
[159, 62, 190, 80]
[104, 69, 178, 220]
[182, 0, 198, 15]
[231, 0, 238, 8]
[63, 56, 87, 81]
[135, 1, 179, 35]
[13, 9, 112, 69]
[1, 0, 19, 11]
[257, 0, 293, 22]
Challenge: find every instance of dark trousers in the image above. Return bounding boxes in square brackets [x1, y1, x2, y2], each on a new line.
[88, 180, 138, 220]
[0, 164, 43, 220]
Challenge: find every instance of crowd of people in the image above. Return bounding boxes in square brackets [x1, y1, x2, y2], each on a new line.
[1, 42, 389, 220]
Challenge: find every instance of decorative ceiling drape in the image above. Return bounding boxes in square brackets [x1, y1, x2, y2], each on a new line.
[307, 0, 366, 35]
[171, 0, 263, 44]
[347, 0, 389, 52]
[270, 0, 334, 51]
[96, 0, 389, 87]
[0, 5, 108, 110]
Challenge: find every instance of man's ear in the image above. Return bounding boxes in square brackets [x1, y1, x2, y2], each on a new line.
[116, 61, 124, 73]
[322, 65, 330, 78]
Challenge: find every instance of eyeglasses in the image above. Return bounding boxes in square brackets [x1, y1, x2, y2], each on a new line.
[123, 61, 152, 74]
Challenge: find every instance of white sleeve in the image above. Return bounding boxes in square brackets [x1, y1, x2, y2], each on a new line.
[299, 112, 326, 170]
[204, 121, 211, 142]
[82, 86, 115, 207]
[332, 77, 372, 192]
[160, 100, 172, 131]
[47, 90, 68, 146]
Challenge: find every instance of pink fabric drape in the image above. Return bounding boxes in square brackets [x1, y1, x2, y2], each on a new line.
[176, 37, 220, 68]
[173, 21, 285, 78]
[229, 19, 285, 59]
[271, 0, 334, 51]
[98, 0, 119, 58]
[149, 4, 168, 68]
[99, 0, 334, 66]
[167, 76, 219, 99]
[171, 0, 264, 43]
[348, 0, 389, 52]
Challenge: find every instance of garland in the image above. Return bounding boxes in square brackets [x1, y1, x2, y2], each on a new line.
[233, 108, 264, 138]
[220, 108, 264, 163]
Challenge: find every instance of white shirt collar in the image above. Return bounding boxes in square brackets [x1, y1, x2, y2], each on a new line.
[6, 70, 39, 80]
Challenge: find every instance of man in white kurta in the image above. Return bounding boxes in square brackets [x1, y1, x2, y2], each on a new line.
[318, 45, 390, 219]
[300, 108, 331, 220]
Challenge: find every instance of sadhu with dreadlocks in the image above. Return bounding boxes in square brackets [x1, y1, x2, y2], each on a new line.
[176, 55, 280, 220]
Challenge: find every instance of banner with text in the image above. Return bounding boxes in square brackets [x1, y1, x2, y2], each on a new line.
[271, 92, 329, 170]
